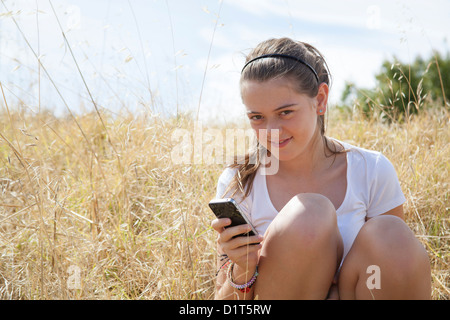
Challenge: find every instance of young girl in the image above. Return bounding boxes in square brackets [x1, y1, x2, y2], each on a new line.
[211, 37, 431, 300]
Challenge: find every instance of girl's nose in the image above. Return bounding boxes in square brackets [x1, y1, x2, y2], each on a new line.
[257, 128, 281, 143]
[265, 119, 281, 140]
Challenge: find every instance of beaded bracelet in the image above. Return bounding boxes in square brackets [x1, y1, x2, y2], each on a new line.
[215, 254, 231, 276]
[227, 262, 259, 293]
[216, 259, 231, 276]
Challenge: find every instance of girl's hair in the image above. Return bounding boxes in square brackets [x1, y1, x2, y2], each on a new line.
[225, 37, 344, 199]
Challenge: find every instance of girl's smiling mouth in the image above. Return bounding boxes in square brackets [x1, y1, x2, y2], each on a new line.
[270, 136, 293, 148]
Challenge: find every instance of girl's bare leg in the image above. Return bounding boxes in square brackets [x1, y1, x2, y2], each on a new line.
[339, 215, 431, 300]
[254, 193, 343, 299]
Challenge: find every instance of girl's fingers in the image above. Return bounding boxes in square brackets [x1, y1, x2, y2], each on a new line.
[220, 233, 263, 253]
[220, 224, 256, 242]
[211, 218, 231, 232]
[212, 218, 263, 263]
[232, 242, 262, 255]
[230, 234, 263, 247]
[227, 243, 262, 266]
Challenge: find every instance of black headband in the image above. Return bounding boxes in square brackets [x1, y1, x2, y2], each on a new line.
[241, 53, 319, 82]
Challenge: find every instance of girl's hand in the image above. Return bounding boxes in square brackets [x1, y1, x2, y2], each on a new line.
[211, 218, 263, 269]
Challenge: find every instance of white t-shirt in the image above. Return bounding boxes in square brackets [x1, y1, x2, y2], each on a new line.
[215, 140, 406, 260]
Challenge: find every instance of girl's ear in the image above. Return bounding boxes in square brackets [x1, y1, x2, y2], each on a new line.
[316, 83, 329, 115]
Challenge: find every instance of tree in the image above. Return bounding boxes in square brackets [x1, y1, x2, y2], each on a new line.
[342, 51, 449, 122]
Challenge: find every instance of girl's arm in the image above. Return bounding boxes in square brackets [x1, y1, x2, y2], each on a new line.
[214, 246, 259, 300]
[212, 218, 262, 300]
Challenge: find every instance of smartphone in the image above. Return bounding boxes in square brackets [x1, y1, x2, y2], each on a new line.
[209, 198, 258, 237]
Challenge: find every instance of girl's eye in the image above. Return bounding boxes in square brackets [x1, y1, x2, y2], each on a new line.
[280, 110, 293, 116]
[249, 115, 263, 121]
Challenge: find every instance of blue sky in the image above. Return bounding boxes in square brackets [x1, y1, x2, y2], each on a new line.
[0, 0, 449, 122]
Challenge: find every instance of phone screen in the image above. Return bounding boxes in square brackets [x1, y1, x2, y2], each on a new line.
[209, 199, 257, 237]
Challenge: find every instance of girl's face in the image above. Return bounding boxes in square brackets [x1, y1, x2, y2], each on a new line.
[241, 77, 328, 163]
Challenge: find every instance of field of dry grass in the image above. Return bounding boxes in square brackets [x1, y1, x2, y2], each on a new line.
[0, 102, 448, 299]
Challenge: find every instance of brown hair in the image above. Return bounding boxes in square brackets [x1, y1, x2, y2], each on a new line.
[225, 37, 344, 199]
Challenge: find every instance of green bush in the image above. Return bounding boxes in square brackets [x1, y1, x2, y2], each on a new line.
[341, 51, 450, 122]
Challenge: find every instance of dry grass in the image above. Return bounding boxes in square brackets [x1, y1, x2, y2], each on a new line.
[329, 106, 449, 299]
[0, 103, 448, 299]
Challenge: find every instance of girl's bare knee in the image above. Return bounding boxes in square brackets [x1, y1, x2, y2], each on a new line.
[365, 215, 430, 278]
[265, 193, 340, 254]
[342, 215, 431, 299]
[256, 194, 342, 299]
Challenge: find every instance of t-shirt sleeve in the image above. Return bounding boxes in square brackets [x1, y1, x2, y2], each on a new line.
[366, 153, 406, 218]
[214, 167, 253, 216]
[215, 167, 237, 199]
